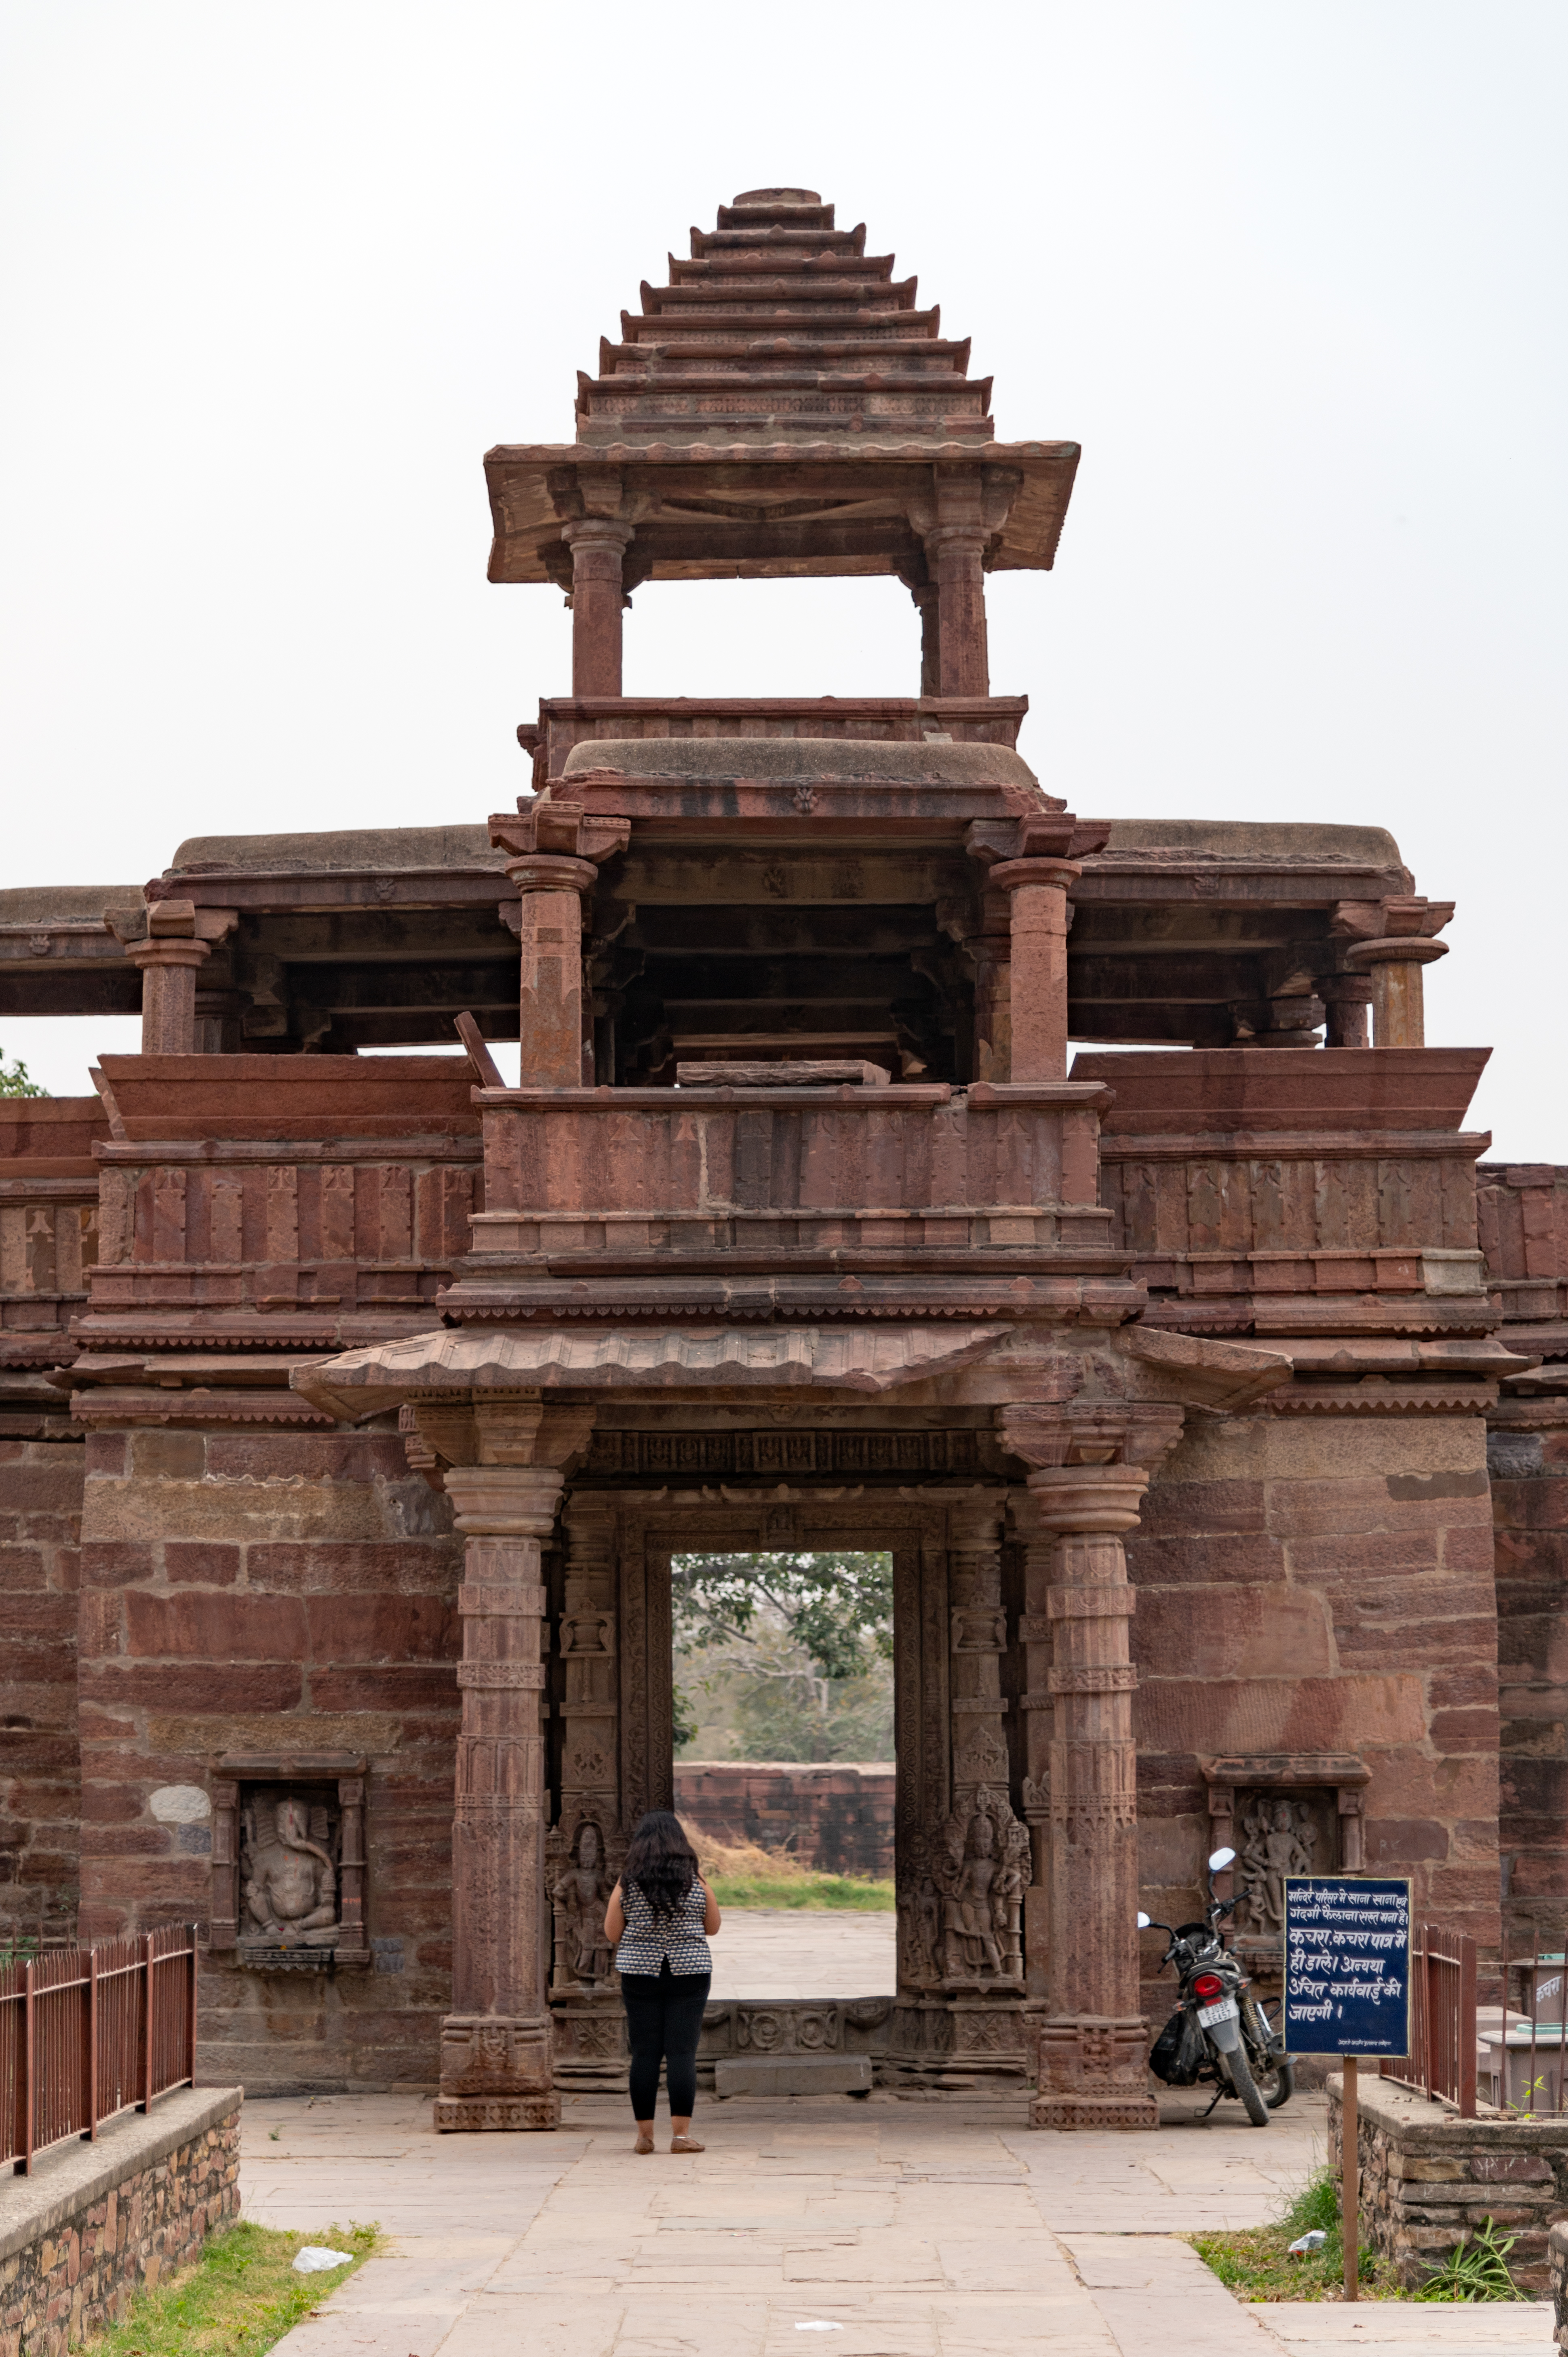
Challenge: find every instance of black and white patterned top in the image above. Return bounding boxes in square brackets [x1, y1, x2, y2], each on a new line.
[614, 1876, 713, 1978]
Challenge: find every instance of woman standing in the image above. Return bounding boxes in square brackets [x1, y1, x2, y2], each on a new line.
[604, 1809, 722, 2154]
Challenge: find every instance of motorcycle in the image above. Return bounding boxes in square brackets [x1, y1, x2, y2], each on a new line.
[1138, 1845, 1294, 2127]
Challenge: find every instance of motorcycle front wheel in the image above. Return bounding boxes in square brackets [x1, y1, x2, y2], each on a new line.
[1224, 2040, 1271, 2127]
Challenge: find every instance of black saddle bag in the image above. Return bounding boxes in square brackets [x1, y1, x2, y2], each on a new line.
[1149, 2005, 1206, 2086]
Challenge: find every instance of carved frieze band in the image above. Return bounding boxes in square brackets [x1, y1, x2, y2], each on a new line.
[1047, 1664, 1138, 1694]
[1045, 1587, 1136, 1621]
[587, 1429, 983, 1481]
[457, 1662, 547, 1690]
[459, 1583, 548, 1616]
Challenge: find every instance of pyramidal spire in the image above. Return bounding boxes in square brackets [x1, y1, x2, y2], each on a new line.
[573, 186, 991, 449]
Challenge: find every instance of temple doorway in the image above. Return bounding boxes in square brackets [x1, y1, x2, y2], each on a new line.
[549, 1474, 1028, 2097]
[670, 1549, 897, 2005]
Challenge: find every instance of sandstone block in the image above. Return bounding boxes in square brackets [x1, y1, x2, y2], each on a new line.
[715, 2054, 872, 2098]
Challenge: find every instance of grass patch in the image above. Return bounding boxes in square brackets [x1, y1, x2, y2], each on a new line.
[1189, 2165, 1401, 2303]
[693, 1828, 896, 1912]
[86, 2219, 381, 2354]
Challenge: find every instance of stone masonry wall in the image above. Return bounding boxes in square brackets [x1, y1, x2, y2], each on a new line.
[1130, 1408, 1501, 2014]
[0, 1436, 84, 1942]
[1490, 1417, 1568, 1930]
[0, 2089, 240, 2357]
[1330, 2070, 1566, 2292]
[77, 1425, 463, 2089]
[675, 1761, 895, 1876]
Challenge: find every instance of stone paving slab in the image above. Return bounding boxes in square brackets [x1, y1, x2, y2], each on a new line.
[247, 2090, 1558, 2357]
[708, 1908, 896, 1999]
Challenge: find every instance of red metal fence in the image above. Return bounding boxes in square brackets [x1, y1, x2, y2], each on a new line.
[0, 1924, 198, 2175]
[1380, 1922, 1477, 2117]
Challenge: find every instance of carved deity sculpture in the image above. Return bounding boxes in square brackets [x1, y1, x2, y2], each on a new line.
[241, 1794, 338, 1943]
[915, 1786, 1031, 1988]
[1237, 1796, 1317, 1933]
[552, 1820, 615, 1988]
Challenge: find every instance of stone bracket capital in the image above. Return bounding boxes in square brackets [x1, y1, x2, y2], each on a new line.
[491, 803, 631, 867]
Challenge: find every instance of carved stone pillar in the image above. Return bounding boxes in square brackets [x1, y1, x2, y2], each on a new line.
[563, 519, 634, 697]
[1322, 976, 1373, 1049]
[1028, 1465, 1154, 2129]
[439, 1463, 560, 2130]
[961, 888, 1012, 1083]
[1014, 1497, 1054, 2000]
[122, 902, 240, 1055]
[988, 858, 1080, 1082]
[910, 581, 940, 698]
[1001, 1402, 1182, 2130]
[1344, 936, 1447, 1047]
[128, 903, 212, 1053]
[1332, 895, 1454, 1049]
[552, 1494, 621, 1980]
[429, 1396, 594, 2132]
[924, 521, 989, 698]
[193, 987, 249, 1055]
[946, 1492, 1009, 1807]
[502, 856, 597, 1088]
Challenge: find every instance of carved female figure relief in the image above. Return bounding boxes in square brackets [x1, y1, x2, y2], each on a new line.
[1238, 1796, 1317, 1933]
[241, 1794, 338, 1943]
[553, 1820, 615, 1988]
[919, 1786, 1031, 1987]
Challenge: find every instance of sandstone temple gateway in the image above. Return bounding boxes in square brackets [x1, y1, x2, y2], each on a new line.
[2, 188, 1564, 2131]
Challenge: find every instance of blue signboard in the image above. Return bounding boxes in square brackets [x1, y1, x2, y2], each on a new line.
[1282, 1876, 1412, 2055]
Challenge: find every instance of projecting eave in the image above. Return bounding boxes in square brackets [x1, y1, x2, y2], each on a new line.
[482, 439, 1081, 586]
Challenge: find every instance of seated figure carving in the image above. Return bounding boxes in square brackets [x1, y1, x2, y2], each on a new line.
[242, 1794, 339, 1944]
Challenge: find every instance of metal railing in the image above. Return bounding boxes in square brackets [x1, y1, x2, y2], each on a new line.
[0, 1924, 198, 2175]
[1379, 1921, 1477, 2117]
[1478, 1941, 1568, 2118]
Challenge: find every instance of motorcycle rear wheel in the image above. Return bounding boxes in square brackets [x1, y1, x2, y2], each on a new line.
[1225, 2041, 1271, 2127]
[1253, 2050, 1294, 2111]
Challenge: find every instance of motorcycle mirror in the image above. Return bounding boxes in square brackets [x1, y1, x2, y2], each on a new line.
[1136, 1912, 1152, 1929]
[1208, 1847, 1236, 1872]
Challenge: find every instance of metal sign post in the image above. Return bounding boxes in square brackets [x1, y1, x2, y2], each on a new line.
[1283, 1876, 1412, 2304]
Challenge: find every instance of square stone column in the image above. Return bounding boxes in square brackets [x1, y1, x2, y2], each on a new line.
[429, 1398, 594, 2133]
[1001, 1404, 1183, 2131]
[500, 855, 598, 1088]
[124, 902, 238, 1054]
[988, 857, 1081, 1082]
[563, 518, 634, 697]
[438, 1462, 562, 2129]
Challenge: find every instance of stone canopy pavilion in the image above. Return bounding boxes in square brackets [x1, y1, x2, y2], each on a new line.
[2, 188, 1564, 2132]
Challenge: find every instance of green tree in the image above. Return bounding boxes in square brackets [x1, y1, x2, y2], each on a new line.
[672, 1552, 894, 1762]
[672, 1551, 892, 1677]
[0, 1050, 46, 1098]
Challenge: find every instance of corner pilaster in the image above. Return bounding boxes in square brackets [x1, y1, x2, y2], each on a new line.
[1001, 1403, 1182, 2130]
[425, 1396, 594, 2132]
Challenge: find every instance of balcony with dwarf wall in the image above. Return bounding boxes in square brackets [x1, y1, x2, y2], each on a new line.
[0, 1096, 107, 1434]
[440, 1073, 1136, 1333]
[65, 1058, 487, 1427]
[1072, 1046, 1526, 1405]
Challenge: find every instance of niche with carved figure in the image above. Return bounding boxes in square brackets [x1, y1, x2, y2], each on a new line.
[1198, 1752, 1368, 1977]
[209, 1754, 370, 1969]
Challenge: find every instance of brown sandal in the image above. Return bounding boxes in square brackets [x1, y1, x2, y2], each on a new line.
[634, 2129, 655, 2155]
[670, 2134, 704, 2153]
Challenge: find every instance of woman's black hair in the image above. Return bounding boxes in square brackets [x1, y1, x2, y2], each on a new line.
[622, 1809, 699, 1920]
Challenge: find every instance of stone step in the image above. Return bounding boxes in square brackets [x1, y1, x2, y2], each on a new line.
[714, 2053, 873, 2099]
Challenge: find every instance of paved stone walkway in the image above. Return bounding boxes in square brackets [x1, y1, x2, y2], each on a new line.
[240, 2086, 1555, 2357]
[708, 1908, 896, 1999]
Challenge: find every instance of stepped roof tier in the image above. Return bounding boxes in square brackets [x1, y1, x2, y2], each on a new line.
[484, 187, 1078, 594]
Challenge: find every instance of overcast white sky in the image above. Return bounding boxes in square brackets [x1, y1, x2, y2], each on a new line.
[2, 2, 1563, 1153]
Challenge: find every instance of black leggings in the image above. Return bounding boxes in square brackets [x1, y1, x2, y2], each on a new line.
[622, 1961, 711, 2120]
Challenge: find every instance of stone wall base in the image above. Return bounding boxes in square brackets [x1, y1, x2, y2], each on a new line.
[1330, 2071, 1568, 2292]
[0, 2085, 242, 2357]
